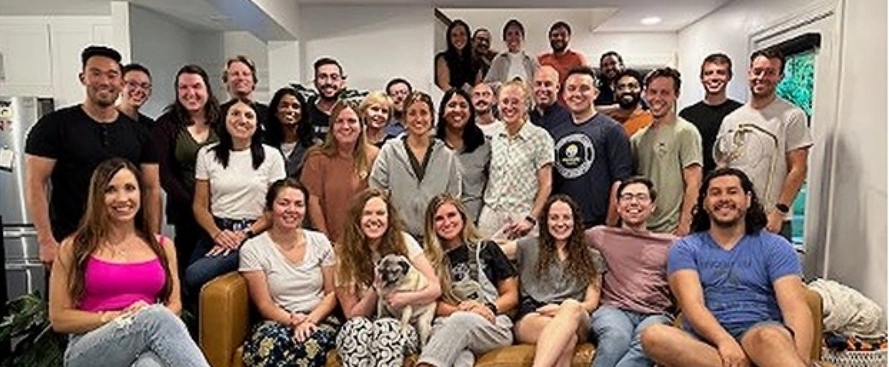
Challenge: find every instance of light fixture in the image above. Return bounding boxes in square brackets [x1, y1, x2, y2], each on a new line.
[641, 16, 662, 25]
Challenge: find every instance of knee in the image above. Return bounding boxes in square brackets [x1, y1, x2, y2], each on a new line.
[446, 311, 486, 329]
[595, 322, 632, 345]
[559, 300, 586, 322]
[639, 324, 673, 354]
[744, 325, 792, 349]
[140, 306, 186, 331]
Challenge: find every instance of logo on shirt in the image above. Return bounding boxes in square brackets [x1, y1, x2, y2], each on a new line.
[555, 133, 595, 179]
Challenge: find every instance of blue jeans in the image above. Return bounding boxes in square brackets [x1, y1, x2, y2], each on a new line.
[184, 217, 255, 295]
[64, 305, 208, 367]
[590, 305, 672, 367]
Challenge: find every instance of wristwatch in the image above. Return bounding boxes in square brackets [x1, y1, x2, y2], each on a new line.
[775, 203, 790, 214]
[524, 215, 537, 226]
[243, 229, 256, 239]
[484, 302, 498, 315]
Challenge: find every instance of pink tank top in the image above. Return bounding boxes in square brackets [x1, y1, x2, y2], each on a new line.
[79, 255, 166, 312]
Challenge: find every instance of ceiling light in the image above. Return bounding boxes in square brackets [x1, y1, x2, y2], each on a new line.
[641, 16, 662, 25]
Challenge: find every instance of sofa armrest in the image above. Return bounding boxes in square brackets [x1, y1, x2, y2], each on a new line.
[200, 272, 250, 367]
[805, 288, 823, 361]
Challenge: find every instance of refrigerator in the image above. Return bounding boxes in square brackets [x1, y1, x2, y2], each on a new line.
[0, 96, 54, 303]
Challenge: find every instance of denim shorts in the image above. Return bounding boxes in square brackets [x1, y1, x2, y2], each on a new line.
[690, 320, 795, 344]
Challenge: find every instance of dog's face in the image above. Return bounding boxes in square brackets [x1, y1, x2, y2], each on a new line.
[376, 254, 411, 287]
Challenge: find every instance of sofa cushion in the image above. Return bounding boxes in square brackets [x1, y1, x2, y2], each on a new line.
[475, 343, 595, 367]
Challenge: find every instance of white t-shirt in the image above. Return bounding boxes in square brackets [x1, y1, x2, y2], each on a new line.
[507, 52, 528, 82]
[716, 97, 813, 215]
[239, 230, 335, 314]
[477, 120, 503, 140]
[195, 144, 286, 219]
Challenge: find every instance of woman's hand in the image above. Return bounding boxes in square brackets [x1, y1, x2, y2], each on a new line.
[535, 303, 560, 317]
[293, 321, 318, 343]
[385, 291, 413, 309]
[288, 312, 308, 327]
[456, 300, 495, 323]
[122, 300, 151, 315]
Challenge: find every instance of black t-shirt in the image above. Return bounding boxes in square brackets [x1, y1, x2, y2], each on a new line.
[594, 78, 616, 106]
[220, 99, 270, 135]
[679, 99, 743, 174]
[24, 105, 158, 240]
[445, 241, 516, 289]
[136, 113, 155, 131]
[306, 98, 331, 141]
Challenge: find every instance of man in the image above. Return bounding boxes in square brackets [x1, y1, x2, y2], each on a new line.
[484, 19, 538, 87]
[680, 53, 744, 175]
[472, 28, 498, 79]
[529, 65, 571, 131]
[472, 82, 500, 138]
[594, 51, 625, 108]
[641, 168, 813, 367]
[537, 21, 588, 85]
[715, 49, 813, 240]
[631, 67, 702, 235]
[550, 66, 632, 228]
[384, 77, 412, 138]
[308, 57, 346, 140]
[220, 55, 269, 129]
[585, 177, 677, 367]
[117, 63, 154, 129]
[25, 45, 161, 266]
[611, 69, 653, 137]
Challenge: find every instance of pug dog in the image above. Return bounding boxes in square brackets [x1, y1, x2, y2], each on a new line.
[375, 254, 436, 346]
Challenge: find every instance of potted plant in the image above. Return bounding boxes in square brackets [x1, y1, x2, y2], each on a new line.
[0, 292, 65, 367]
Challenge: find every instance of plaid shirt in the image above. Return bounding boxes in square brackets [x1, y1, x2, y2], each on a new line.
[484, 120, 555, 214]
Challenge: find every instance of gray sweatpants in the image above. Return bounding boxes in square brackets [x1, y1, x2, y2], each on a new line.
[417, 311, 514, 367]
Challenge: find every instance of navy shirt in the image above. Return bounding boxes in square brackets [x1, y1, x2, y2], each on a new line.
[530, 103, 571, 133]
[549, 112, 633, 226]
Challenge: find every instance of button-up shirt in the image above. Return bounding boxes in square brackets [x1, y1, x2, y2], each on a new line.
[484, 120, 555, 214]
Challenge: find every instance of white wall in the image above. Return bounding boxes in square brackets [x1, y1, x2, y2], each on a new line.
[299, 5, 435, 94]
[584, 32, 676, 68]
[129, 5, 193, 118]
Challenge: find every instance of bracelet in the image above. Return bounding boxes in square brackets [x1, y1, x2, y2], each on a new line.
[524, 215, 537, 226]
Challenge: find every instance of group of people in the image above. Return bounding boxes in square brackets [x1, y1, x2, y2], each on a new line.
[30, 13, 815, 366]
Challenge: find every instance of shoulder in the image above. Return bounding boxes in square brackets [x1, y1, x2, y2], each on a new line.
[305, 230, 332, 246]
[241, 232, 272, 253]
[671, 232, 706, 254]
[303, 147, 327, 160]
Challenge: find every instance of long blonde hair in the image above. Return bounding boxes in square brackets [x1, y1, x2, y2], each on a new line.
[305, 99, 373, 178]
[422, 194, 482, 305]
[335, 188, 410, 289]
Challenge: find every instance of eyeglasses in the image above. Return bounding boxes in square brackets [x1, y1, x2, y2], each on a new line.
[125, 80, 152, 90]
[619, 193, 651, 203]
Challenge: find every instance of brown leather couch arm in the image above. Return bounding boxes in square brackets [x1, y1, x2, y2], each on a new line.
[806, 288, 823, 361]
[200, 272, 250, 367]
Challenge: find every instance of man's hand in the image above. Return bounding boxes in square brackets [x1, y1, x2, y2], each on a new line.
[507, 218, 534, 239]
[674, 216, 692, 237]
[535, 304, 560, 317]
[716, 338, 750, 367]
[38, 236, 59, 268]
[766, 210, 784, 233]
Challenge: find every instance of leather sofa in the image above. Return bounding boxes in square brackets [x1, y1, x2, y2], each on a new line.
[199, 272, 824, 367]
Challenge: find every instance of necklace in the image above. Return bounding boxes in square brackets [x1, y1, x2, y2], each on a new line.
[105, 236, 130, 258]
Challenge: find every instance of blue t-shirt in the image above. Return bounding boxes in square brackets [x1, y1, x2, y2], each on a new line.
[548, 113, 633, 226]
[667, 230, 800, 333]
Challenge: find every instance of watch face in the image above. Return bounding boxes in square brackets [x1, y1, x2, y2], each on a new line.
[776, 204, 790, 213]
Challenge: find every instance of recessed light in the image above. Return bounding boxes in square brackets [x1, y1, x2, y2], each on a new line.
[641, 16, 662, 25]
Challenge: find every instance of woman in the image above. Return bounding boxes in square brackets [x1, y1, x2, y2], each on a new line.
[436, 88, 490, 224]
[479, 80, 554, 240]
[334, 188, 441, 367]
[501, 195, 604, 367]
[415, 194, 518, 367]
[435, 19, 480, 92]
[153, 64, 221, 274]
[360, 91, 395, 148]
[49, 158, 208, 367]
[265, 87, 317, 178]
[301, 100, 379, 244]
[370, 91, 462, 239]
[240, 179, 339, 367]
[186, 100, 286, 295]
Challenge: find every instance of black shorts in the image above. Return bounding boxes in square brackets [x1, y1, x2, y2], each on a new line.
[515, 297, 548, 321]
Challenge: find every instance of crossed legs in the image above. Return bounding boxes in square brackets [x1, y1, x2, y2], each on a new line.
[515, 299, 589, 367]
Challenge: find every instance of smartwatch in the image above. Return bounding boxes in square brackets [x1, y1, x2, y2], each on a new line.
[775, 203, 790, 214]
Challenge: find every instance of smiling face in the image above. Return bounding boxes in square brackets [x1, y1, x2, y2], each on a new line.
[563, 72, 598, 115]
[549, 26, 570, 53]
[498, 84, 528, 127]
[270, 187, 306, 230]
[504, 24, 524, 53]
[405, 98, 433, 138]
[617, 183, 656, 228]
[104, 168, 141, 223]
[546, 200, 574, 242]
[450, 24, 469, 51]
[333, 106, 361, 146]
[82, 56, 122, 108]
[644, 76, 678, 119]
[433, 202, 465, 245]
[443, 93, 470, 131]
[226, 60, 255, 98]
[314, 64, 344, 100]
[365, 102, 390, 130]
[615, 74, 642, 110]
[701, 61, 732, 96]
[600, 54, 623, 80]
[361, 197, 389, 242]
[473, 29, 492, 55]
[177, 73, 209, 114]
[472, 83, 495, 114]
[225, 101, 257, 142]
[533, 67, 560, 108]
[704, 175, 751, 228]
[275, 93, 302, 126]
[122, 70, 151, 109]
[387, 82, 410, 113]
[748, 55, 783, 99]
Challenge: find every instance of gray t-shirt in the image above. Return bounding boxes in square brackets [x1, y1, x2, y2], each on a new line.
[239, 230, 335, 314]
[455, 139, 491, 223]
[515, 236, 605, 304]
[716, 98, 814, 215]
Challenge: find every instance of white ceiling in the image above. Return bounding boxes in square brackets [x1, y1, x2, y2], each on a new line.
[0, 0, 732, 34]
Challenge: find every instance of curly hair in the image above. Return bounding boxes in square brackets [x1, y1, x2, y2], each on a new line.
[335, 188, 410, 290]
[535, 195, 600, 283]
[422, 194, 483, 305]
[691, 167, 767, 234]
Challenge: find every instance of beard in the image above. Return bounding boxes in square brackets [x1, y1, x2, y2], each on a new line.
[550, 41, 567, 53]
[617, 92, 640, 110]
